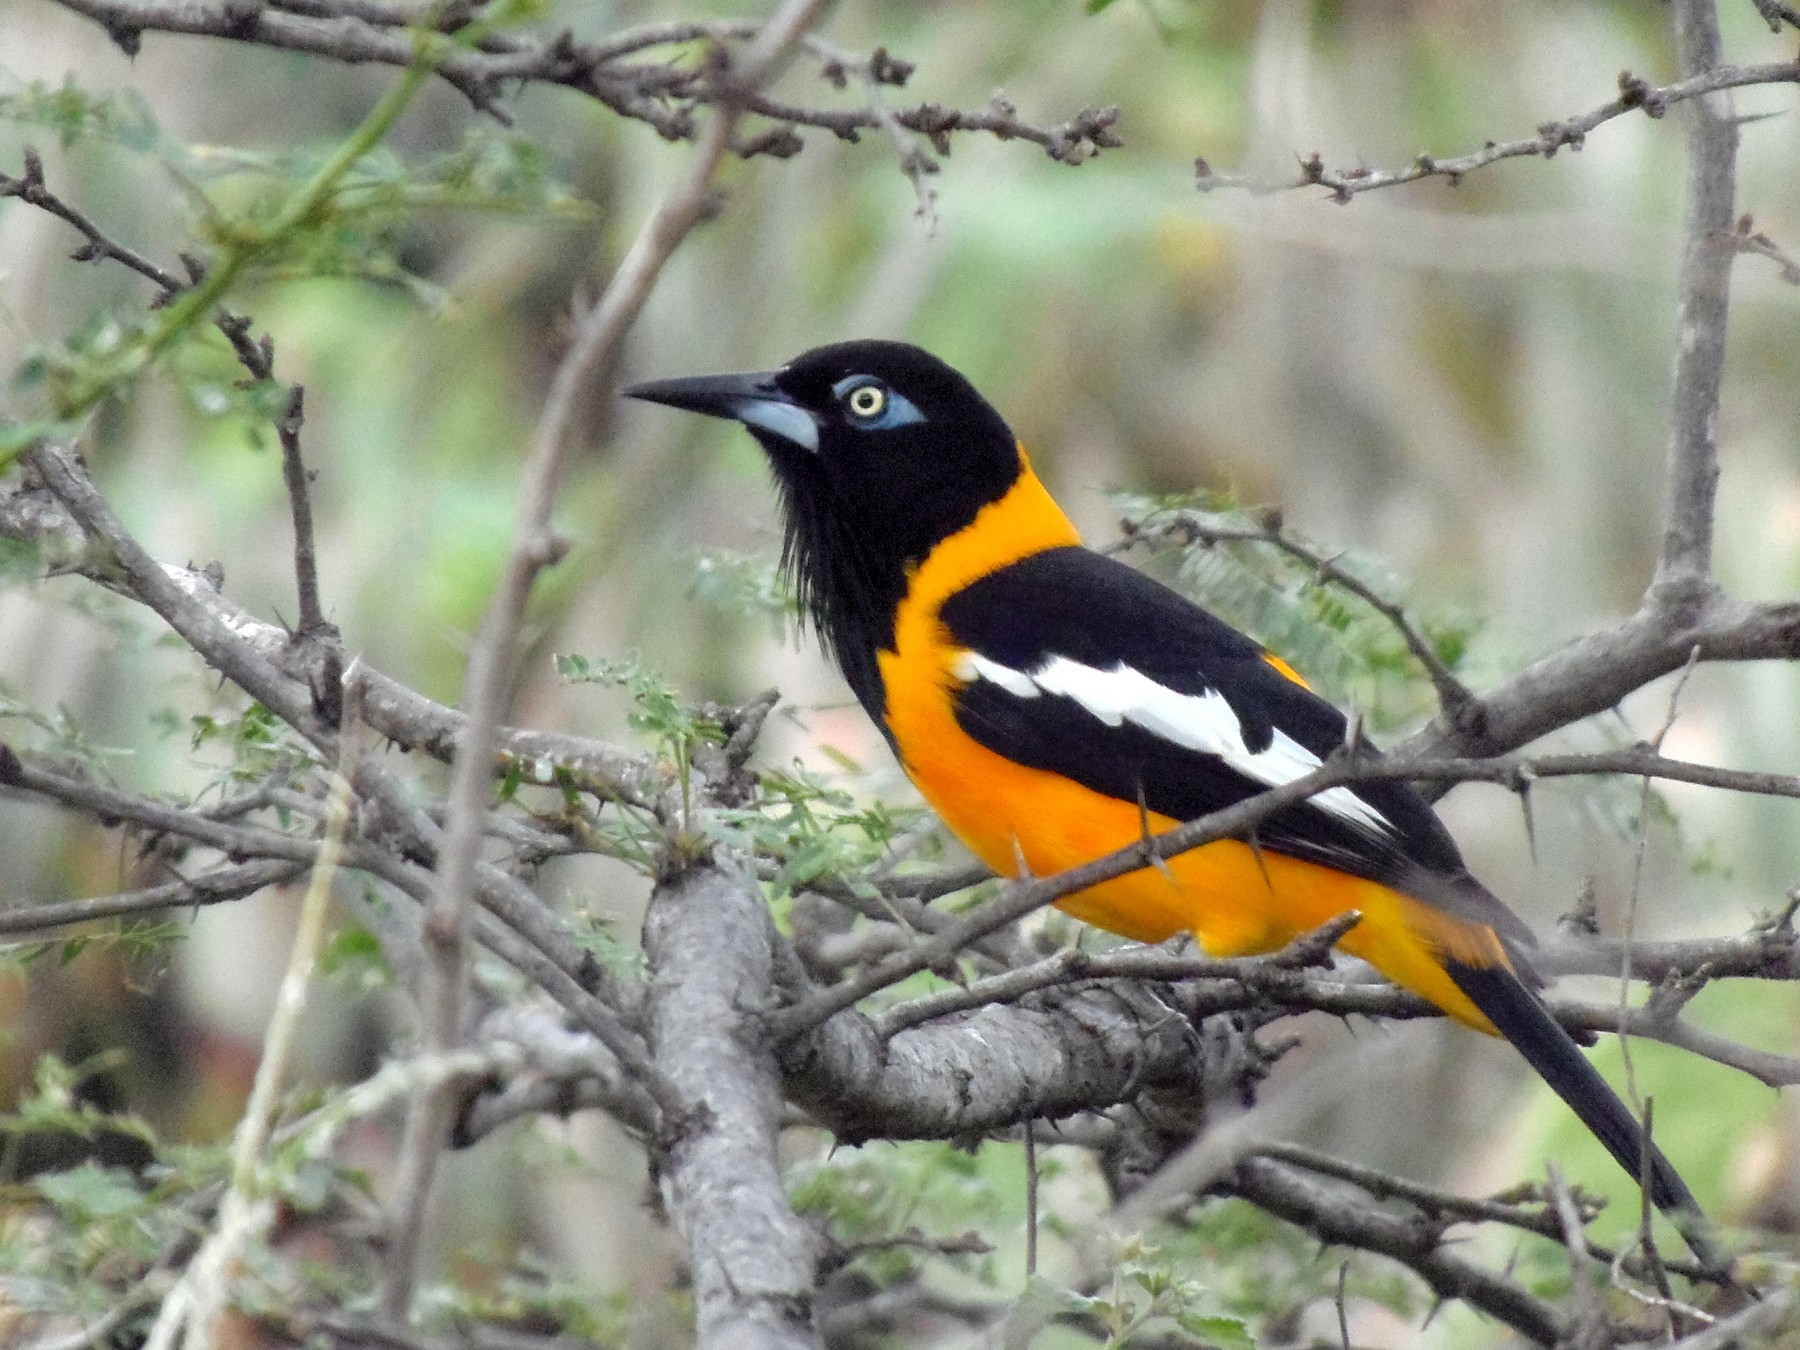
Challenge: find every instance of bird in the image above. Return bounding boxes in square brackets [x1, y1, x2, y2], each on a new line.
[627, 338, 1719, 1266]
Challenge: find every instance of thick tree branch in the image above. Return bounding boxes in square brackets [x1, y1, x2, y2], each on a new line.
[785, 982, 1264, 1145]
[1399, 593, 1800, 766]
[645, 853, 822, 1350]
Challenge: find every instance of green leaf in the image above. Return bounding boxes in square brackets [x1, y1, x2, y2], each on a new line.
[318, 924, 392, 990]
[36, 1164, 146, 1221]
[1174, 1313, 1256, 1350]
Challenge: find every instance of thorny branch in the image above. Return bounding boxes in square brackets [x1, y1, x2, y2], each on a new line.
[1196, 60, 1799, 201]
[382, 0, 840, 1325]
[44, 0, 1120, 162]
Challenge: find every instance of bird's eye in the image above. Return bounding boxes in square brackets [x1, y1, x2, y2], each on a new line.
[845, 383, 888, 420]
[830, 375, 926, 433]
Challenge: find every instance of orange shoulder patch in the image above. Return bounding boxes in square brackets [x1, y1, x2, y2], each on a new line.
[1263, 653, 1311, 689]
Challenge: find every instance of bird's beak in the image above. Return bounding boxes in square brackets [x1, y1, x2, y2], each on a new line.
[625, 369, 820, 454]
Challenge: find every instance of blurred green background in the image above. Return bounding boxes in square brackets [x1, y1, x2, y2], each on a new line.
[2, 0, 1798, 1342]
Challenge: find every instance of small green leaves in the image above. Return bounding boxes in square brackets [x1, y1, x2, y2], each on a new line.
[557, 650, 722, 823]
[0, 78, 163, 152]
[34, 1163, 146, 1222]
[317, 923, 392, 992]
[689, 550, 799, 636]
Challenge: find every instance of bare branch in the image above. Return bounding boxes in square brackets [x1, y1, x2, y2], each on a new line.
[1725, 213, 1800, 284]
[1223, 1155, 1572, 1344]
[0, 859, 303, 935]
[1399, 593, 1800, 768]
[1550, 992, 1800, 1088]
[1654, 0, 1740, 596]
[872, 915, 1357, 1037]
[0, 460, 668, 805]
[785, 978, 1263, 1144]
[645, 853, 822, 1350]
[42, 0, 1119, 164]
[1746, 0, 1800, 32]
[1196, 61, 1796, 201]
[1251, 1142, 1721, 1286]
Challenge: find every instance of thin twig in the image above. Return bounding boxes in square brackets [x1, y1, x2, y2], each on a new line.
[872, 915, 1357, 1037]
[43, 0, 1121, 164]
[0, 858, 304, 935]
[144, 672, 363, 1350]
[376, 0, 833, 1321]
[1620, 646, 1702, 1108]
[1023, 1119, 1039, 1278]
[1547, 1163, 1608, 1350]
[1196, 61, 1795, 201]
[1724, 213, 1800, 284]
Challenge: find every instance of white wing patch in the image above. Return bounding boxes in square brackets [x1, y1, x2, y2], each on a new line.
[951, 651, 1394, 836]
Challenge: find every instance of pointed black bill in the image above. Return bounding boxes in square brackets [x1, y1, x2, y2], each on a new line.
[625, 369, 820, 453]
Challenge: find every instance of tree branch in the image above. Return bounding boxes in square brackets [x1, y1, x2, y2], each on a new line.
[380, 0, 834, 1321]
[1220, 1155, 1569, 1345]
[1196, 61, 1795, 202]
[0, 858, 303, 936]
[645, 853, 822, 1350]
[42, 0, 1120, 164]
[1725, 213, 1800, 284]
[1653, 0, 1739, 597]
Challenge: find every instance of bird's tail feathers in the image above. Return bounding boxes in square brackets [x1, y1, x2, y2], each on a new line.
[1444, 957, 1728, 1276]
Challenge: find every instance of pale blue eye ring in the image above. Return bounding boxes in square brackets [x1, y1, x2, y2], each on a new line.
[832, 377, 926, 431]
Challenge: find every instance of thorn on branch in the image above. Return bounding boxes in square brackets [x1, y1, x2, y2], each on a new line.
[99, 18, 142, 55]
[1618, 70, 1653, 108]
[734, 125, 805, 159]
[1268, 911, 1362, 970]
[869, 47, 913, 87]
[0, 743, 24, 787]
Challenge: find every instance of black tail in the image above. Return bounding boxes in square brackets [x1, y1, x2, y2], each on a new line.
[1446, 959, 1726, 1274]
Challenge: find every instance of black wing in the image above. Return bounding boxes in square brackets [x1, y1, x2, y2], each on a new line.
[938, 547, 1531, 943]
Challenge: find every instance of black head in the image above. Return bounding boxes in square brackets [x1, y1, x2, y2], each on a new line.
[627, 341, 1026, 718]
